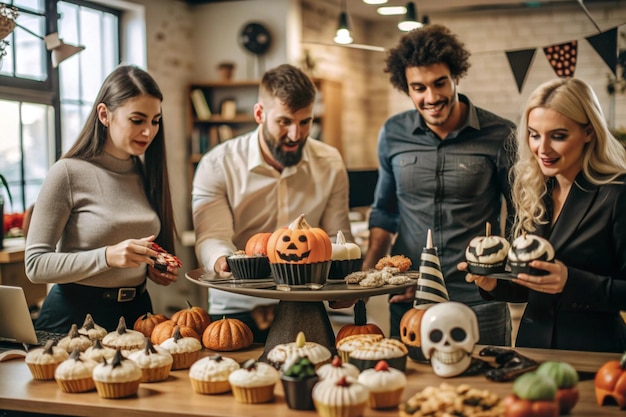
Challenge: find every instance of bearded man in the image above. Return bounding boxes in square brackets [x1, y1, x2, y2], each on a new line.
[192, 64, 353, 342]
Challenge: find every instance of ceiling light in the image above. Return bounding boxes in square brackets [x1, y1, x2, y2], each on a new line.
[398, 2, 423, 32]
[377, 6, 406, 16]
[334, 7, 353, 45]
[363, 0, 388, 4]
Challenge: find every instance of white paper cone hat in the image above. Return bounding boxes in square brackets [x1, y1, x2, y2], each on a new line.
[415, 229, 449, 308]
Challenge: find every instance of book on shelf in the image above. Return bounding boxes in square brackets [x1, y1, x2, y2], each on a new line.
[218, 124, 234, 142]
[190, 89, 212, 121]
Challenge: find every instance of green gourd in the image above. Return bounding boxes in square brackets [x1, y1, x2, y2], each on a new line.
[536, 361, 579, 389]
[513, 372, 557, 401]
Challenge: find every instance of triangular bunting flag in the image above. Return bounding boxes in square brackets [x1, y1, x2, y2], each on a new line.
[543, 40, 578, 78]
[586, 27, 618, 76]
[506, 48, 537, 93]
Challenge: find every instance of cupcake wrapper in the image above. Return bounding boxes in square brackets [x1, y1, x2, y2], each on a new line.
[328, 258, 363, 280]
[281, 375, 319, 410]
[231, 384, 275, 403]
[314, 401, 368, 417]
[171, 351, 199, 370]
[348, 355, 407, 372]
[56, 377, 96, 393]
[140, 364, 172, 382]
[466, 260, 507, 275]
[227, 256, 271, 279]
[190, 378, 231, 394]
[509, 259, 553, 276]
[27, 363, 58, 381]
[94, 380, 140, 398]
[270, 261, 331, 287]
[368, 387, 404, 409]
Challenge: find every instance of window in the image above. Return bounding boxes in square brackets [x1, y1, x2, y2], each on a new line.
[0, 0, 119, 213]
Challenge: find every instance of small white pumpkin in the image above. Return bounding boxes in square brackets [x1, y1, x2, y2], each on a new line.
[331, 230, 361, 260]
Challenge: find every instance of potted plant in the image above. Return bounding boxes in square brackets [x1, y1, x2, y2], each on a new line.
[0, 173, 13, 250]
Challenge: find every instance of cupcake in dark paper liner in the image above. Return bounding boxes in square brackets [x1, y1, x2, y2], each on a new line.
[267, 214, 333, 287]
[226, 251, 271, 279]
[465, 222, 510, 275]
[270, 261, 331, 287]
[329, 230, 363, 280]
[508, 231, 555, 276]
[280, 355, 319, 410]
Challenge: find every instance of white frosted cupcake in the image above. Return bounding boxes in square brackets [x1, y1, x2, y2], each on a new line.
[228, 359, 279, 403]
[312, 375, 369, 417]
[82, 338, 117, 363]
[25, 340, 69, 381]
[266, 331, 331, 370]
[57, 324, 93, 354]
[54, 348, 98, 393]
[93, 349, 142, 399]
[158, 326, 202, 370]
[127, 338, 173, 382]
[336, 334, 384, 363]
[349, 338, 408, 372]
[102, 317, 146, 352]
[357, 360, 406, 409]
[317, 355, 360, 381]
[189, 354, 240, 394]
[78, 313, 107, 341]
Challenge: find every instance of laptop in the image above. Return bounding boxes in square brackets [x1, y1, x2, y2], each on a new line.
[0, 285, 65, 354]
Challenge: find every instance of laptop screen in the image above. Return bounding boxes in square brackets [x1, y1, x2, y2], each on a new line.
[0, 286, 39, 345]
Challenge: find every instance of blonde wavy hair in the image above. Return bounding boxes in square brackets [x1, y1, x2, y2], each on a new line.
[511, 78, 626, 237]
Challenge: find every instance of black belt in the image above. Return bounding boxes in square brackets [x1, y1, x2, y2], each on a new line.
[60, 281, 147, 302]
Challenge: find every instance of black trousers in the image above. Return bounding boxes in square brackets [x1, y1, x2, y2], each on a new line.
[35, 283, 153, 333]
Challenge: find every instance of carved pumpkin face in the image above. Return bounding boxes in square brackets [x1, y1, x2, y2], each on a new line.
[267, 214, 331, 264]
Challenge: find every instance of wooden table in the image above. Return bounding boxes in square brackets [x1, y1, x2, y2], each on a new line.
[0, 345, 622, 416]
[0, 238, 46, 308]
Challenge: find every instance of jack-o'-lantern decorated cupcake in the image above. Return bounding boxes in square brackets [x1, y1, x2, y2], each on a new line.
[267, 214, 332, 288]
[508, 231, 555, 276]
[465, 222, 510, 275]
[329, 230, 363, 280]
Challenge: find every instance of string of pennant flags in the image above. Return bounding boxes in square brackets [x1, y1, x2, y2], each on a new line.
[504, 25, 622, 93]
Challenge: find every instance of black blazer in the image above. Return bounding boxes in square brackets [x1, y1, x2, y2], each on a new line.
[483, 173, 626, 352]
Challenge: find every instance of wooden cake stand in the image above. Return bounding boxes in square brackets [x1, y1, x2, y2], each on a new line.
[186, 268, 416, 361]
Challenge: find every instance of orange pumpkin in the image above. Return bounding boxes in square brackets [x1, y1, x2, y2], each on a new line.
[267, 214, 331, 264]
[399, 306, 429, 363]
[150, 320, 201, 345]
[335, 300, 384, 343]
[245, 232, 272, 256]
[202, 317, 253, 351]
[170, 300, 211, 335]
[133, 312, 168, 338]
[595, 351, 626, 408]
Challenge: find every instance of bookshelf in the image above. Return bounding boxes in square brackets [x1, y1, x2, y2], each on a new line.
[186, 78, 343, 199]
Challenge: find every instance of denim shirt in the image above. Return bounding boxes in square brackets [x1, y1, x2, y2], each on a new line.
[369, 94, 516, 304]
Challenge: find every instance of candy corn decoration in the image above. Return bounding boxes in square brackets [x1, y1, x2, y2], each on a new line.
[415, 229, 449, 307]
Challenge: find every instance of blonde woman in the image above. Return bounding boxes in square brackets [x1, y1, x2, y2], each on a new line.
[465, 78, 626, 352]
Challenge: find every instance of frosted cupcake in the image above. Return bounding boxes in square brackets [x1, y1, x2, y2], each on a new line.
[102, 317, 146, 352]
[508, 232, 555, 275]
[228, 359, 279, 404]
[78, 313, 107, 341]
[336, 334, 384, 363]
[57, 324, 93, 354]
[158, 326, 202, 370]
[82, 338, 117, 363]
[25, 340, 69, 381]
[465, 223, 510, 275]
[54, 348, 98, 393]
[266, 331, 331, 370]
[348, 338, 408, 372]
[189, 354, 240, 394]
[329, 230, 363, 280]
[93, 349, 142, 399]
[317, 355, 360, 381]
[357, 360, 406, 409]
[127, 337, 173, 382]
[312, 375, 369, 417]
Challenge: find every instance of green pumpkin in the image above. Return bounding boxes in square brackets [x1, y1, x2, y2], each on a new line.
[513, 372, 557, 401]
[536, 361, 579, 389]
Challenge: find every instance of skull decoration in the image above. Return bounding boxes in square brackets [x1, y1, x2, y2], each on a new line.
[420, 302, 479, 377]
